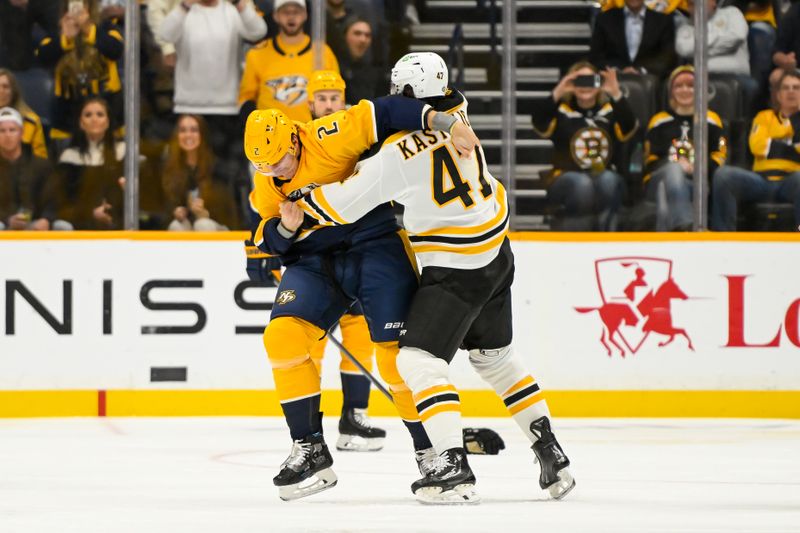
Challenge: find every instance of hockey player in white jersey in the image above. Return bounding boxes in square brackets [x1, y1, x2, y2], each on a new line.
[296, 52, 576, 504]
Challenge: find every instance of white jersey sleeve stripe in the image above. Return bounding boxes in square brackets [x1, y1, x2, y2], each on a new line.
[366, 100, 378, 145]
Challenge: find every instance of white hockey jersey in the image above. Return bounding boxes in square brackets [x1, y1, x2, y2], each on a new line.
[297, 93, 509, 269]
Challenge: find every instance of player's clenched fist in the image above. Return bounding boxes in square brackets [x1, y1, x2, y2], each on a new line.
[451, 121, 480, 159]
[279, 200, 304, 232]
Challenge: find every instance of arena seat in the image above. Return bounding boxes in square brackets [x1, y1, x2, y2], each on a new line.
[13, 67, 55, 126]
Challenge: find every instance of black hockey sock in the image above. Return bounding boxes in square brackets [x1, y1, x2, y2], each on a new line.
[340, 373, 370, 410]
[404, 420, 433, 451]
[282, 394, 323, 441]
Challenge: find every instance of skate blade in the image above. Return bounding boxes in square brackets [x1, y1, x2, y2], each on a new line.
[415, 483, 480, 505]
[278, 468, 338, 501]
[336, 434, 385, 452]
[547, 468, 576, 501]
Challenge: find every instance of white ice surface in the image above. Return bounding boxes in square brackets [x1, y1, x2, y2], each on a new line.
[0, 417, 798, 533]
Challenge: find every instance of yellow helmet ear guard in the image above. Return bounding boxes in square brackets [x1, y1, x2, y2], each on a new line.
[306, 70, 346, 101]
[244, 109, 297, 167]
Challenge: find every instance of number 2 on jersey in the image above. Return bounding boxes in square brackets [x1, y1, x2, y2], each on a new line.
[316, 121, 340, 140]
[431, 145, 492, 208]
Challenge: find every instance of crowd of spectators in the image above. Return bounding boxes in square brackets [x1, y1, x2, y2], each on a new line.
[1, 0, 799, 232]
[0, 0, 410, 232]
[536, 0, 800, 230]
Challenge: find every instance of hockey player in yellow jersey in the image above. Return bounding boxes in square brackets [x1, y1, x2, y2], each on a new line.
[298, 53, 576, 504]
[269, 70, 388, 452]
[244, 79, 480, 500]
[238, 0, 339, 122]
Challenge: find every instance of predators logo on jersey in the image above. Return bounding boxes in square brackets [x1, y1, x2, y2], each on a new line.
[267, 75, 308, 108]
[288, 183, 320, 201]
[276, 290, 297, 305]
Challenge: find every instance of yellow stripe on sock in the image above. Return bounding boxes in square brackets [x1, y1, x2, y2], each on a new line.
[413, 384, 458, 404]
[508, 391, 545, 415]
[503, 375, 535, 398]
[419, 402, 461, 422]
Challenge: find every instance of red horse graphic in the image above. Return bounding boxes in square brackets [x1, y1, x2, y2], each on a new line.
[574, 303, 639, 357]
[576, 259, 694, 357]
[636, 278, 694, 351]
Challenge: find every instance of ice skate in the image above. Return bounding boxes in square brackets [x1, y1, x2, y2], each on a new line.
[336, 408, 386, 452]
[530, 416, 576, 500]
[273, 433, 338, 501]
[415, 446, 439, 476]
[410, 448, 480, 505]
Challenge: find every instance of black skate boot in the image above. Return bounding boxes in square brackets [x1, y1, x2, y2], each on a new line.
[337, 408, 387, 452]
[410, 448, 479, 504]
[530, 416, 576, 500]
[273, 433, 338, 501]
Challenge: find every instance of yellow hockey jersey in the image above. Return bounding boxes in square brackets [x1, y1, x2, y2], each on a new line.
[298, 92, 509, 270]
[749, 109, 800, 179]
[600, 0, 686, 13]
[239, 35, 339, 122]
[251, 99, 381, 246]
[22, 109, 47, 160]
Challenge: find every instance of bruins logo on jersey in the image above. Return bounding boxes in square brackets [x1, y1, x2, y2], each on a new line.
[267, 76, 308, 107]
[288, 183, 320, 201]
[276, 290, 297, 305]
[570, 127, 611, 171]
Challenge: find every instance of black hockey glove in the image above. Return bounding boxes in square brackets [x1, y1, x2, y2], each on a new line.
[463, 427, 505, 455]
[246, 257, 275, 284]
[245, 240, 281, 286]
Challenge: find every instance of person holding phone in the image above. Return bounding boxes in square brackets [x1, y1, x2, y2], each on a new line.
[36, 0, 125, 139]
[532, 61, 638, 230]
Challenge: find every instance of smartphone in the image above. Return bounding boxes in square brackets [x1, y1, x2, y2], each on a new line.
[68, 0, 84, 15]
[573, 74, 602, 89]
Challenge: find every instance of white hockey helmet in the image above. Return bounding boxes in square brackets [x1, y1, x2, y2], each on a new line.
[390, 52, 448, 99]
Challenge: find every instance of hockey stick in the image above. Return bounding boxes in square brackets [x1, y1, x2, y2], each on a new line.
[326, 331, 393, 401]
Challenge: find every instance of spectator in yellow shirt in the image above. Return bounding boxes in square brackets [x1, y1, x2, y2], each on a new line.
[238, 0, 339, 123]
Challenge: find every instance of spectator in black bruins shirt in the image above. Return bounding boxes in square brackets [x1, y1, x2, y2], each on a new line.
[532, 61, 638, 230]
[643, 65, 727, 231]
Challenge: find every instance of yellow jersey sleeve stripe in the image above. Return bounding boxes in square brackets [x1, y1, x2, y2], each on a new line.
[245, 245, 270, 259]
[312, 187, 349, 225]
[300, 194, 337, 227]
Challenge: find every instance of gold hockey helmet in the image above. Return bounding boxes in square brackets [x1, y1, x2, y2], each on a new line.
[244, 108, 297, 167]
[306, 70, 346, 101]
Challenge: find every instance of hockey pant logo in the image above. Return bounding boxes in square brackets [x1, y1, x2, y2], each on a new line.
[276, 290, 297, 305]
